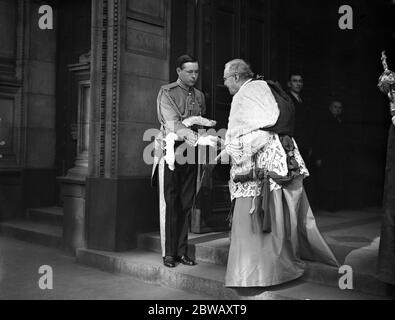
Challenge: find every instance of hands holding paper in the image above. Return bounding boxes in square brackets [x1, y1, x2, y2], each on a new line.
[182, 116, 217, 128]
[165, 133, 221, 171]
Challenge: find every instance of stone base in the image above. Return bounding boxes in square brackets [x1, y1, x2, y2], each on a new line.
[137, 231, 390, 298]
[0, 170, 24, 220]
[0, 220, 63, 249]
[58, 175, 86, 254]
[85, 177, 159, 252]
[76, 247, 385, 300]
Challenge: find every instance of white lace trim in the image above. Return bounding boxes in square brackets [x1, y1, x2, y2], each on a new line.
[229, 134, 309, 200]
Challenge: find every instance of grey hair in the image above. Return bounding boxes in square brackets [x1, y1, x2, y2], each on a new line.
[225, 59, 254, 80]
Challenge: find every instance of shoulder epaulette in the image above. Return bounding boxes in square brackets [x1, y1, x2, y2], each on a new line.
[161, 82, 178, 91]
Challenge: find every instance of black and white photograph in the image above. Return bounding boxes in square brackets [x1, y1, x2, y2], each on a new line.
[0, 0, 395, 307]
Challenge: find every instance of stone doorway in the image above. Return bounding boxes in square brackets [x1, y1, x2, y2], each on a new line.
[192, 0, 271, 233]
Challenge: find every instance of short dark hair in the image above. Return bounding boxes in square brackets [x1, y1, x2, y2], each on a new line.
[289, 72, 303, 80]
[329, 99, 343, 107]
[176, 54, 198, 69]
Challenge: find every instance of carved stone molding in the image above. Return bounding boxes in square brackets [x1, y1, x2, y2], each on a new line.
[90, 0, 122, 178]
[110, 0, 121, 177]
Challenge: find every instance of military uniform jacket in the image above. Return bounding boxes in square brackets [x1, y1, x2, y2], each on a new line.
[151, 80, 206, 186]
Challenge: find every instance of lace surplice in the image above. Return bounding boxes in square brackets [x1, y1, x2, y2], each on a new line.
[228, 132, 309, 201]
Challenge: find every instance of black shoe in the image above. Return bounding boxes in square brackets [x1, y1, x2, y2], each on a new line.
[177, 255, 197, 266]
[163, 256, 176, 268]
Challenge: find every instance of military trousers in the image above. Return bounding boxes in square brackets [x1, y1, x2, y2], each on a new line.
[163, 159, 197, 258]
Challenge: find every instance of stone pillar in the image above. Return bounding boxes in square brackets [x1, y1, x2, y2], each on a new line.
[86, 0, 171, 251]
[58, 53, 91, 253]
[66, 53, 91, 177]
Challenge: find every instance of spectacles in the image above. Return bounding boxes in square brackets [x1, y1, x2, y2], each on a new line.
[223, 73, 237, 82]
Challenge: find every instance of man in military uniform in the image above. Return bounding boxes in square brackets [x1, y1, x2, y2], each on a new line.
[153, 55, 218, 268]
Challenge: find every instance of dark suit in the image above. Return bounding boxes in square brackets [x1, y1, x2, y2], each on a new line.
[314, 111, 347, 211]
[289, 93, 312, 160]
[289, 92, 316, 206]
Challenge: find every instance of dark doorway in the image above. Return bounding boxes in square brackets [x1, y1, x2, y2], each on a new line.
[278, 0, 395, 209]
[192, 0, 270, 232]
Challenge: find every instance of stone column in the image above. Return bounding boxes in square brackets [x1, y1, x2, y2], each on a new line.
[66, 53, 91, 177]
[58, 53, 91, 253]
[86, 0, 171, 251]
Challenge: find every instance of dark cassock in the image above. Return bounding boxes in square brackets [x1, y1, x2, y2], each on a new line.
[378, 115, 395, 285]
[377, 51, 395, 287]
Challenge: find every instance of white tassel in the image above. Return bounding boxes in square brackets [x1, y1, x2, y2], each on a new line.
[164, 133, 178, 171]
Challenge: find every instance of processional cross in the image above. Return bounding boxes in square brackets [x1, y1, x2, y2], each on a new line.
[378, 51, 395, 103]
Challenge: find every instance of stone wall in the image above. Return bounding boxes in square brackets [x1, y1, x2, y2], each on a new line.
[86, 0, 171, 251]
[0, 0, 57, 219]
[24, 0, 57, 208]
[118, 0, 171, 176]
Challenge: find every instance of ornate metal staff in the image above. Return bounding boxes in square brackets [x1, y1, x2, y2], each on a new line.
[378, 51, 395, 117]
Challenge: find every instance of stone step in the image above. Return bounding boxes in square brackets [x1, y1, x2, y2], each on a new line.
[27, 207, 63, 226]
[0, 220, 63, 249]
[137, 232, 389, 298]
[138, 232, 230, 266]
[76, 248, 386, 300]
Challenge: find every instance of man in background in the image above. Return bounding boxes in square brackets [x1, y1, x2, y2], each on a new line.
[314, 100, 347, 212]
[287, 73, 316, 206]
[288, 73, 312, 161]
